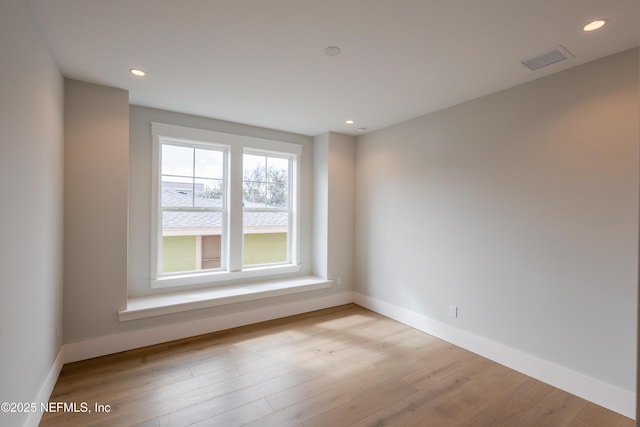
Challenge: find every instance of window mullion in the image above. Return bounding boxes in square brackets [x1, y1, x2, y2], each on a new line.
[228, 145, 244, 272]
[191, 148, 196, 208]
[291, 155, 299, 265]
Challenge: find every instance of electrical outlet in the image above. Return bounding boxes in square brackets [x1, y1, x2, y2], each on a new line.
[336, 277, 342, 286]
[449, 305, 458, 318]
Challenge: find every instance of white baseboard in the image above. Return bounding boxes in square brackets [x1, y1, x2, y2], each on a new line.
[23, 347, 64, 427]
[64, 291, 353, 363]
[353, 292, 635, 419]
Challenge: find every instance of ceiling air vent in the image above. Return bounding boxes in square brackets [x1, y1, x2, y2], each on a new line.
[520, 45, 574, 71]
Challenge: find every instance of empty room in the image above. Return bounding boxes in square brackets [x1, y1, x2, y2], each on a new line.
[1, 1, 639, 426]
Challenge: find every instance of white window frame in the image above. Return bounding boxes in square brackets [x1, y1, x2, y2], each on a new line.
[150, 123, 301, 289]
[156, 139, 228, 274]
[242, 148, 296, 268]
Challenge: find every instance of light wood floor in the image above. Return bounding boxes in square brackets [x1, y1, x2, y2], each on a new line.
[41, 304, 634, 427]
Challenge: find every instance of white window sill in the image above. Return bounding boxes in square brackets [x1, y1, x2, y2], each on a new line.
[150, 264, 301, 289]
[119, 275, 332, 321]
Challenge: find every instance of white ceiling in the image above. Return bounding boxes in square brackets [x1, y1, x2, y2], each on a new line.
[27, 0, 640, 137]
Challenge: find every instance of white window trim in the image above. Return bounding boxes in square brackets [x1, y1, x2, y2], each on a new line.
[150, 122, 302, 290]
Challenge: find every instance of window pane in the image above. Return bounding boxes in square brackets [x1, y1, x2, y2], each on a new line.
[267, 157, 288, 207]
[243, 182, 266, 206]
[162, 144, 193, 177]
[194, 178, 223, 207]
[243, 154, 267, 206]
[243, 211, 288, 266]
[162, 211, 223, 273]
[267, 157, 288, 182]
[163, 210, 222, 231]
[267, 183, 287, 208]
[201, 235, 221, 269]
[195, 148, 223, 179]
[243, 154, 266, 181]
[161, 176, 193, 207]
[162, 235, 197, 273]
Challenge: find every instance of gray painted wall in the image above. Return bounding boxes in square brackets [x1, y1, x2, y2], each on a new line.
[312, 133, 330, 278]
[355, 48, 639, 392]
[313, 132, 357, 289]
[64, 80, 130, 343]
[326, 133, 356, 290]
[0, 1, 64, 425]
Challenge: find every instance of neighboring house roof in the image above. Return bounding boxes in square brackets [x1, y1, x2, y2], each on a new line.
[161, 186, 287, 229]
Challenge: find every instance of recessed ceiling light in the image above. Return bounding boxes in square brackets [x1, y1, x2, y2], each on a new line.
[345, 120, 355, 124]
[583, 18, 608, 32]
[325, 46, 342, 57]
[130, 68, 146, 77]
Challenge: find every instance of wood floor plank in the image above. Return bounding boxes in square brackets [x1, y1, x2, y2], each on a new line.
[348, 368, 475, 427]
[188, 398, 274, 427]
[402, 363, 530, 427]
[401, 344, 484, 390]
[39, 304, 634, 427]
[512, 388, 589, 427]
[461, 376, 556, 426]
[301, 376, 418, 427]
[155, 366, 320, 426]
[570, 403, 637, 427]
[41, 360, 311, 426]
[244, 387, 351, 426]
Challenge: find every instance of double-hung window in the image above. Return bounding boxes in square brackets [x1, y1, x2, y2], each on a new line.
[151, 123, 300, 288]
[243, 151, 292, 266]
